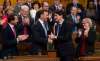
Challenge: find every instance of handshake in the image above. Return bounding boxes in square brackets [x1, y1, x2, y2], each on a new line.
[17, 35, 29, 42]
[48, 33, 57, 44]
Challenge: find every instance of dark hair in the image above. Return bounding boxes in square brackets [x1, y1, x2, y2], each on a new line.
[36, 10, 48, 19]
[8, 14, 15, 23]
[54, 10, 65, 17]
[87, 0, 96, 9]
[31, 1, 41, 9]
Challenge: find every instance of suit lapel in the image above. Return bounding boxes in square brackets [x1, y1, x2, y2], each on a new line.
[58, 20, 65, 36]
[8, 24, 16, 38]
[38, 21, 47, 37]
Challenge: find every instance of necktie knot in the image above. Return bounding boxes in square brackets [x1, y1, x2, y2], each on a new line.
[44, 22, 48, 31]
[43, 22, 48, 37]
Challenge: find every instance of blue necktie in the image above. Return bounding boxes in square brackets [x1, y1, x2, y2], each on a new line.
[43, 22, 48, 37]
[56, 24, 61, 36]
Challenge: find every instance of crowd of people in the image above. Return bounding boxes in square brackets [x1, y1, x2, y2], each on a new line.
[0, 0, 98, 61]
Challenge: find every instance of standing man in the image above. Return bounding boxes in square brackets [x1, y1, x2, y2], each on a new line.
[14, 0, 24, 16]
[49, 0, 61, 12]
[67, 6, 81, 49]
[1, 14, 28, 59]
[25, 0, 32, 9]
[17, 5, 33, 54]
[49, 10, 74, 61]
[66, 0, 85, 19]
[31, 10, 49, 54]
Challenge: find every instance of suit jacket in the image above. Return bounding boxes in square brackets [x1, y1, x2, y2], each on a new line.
[0, 25, 4, 50]
[2, 24, 17, 49]
[75, 28, 96, 57]
[67, 15, 81, 31]
[49, 5, 59, 12]
[17, 15, 33, 36]
[54, 19, 74, 56]
[66, 3, 86, 19]
[32, 20, 48, 51]
[50, 5, 56, 11]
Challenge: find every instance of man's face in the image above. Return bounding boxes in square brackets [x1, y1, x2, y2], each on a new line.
[27, 0, 32, 3]
[20, 9, 29, 17]
[43, 2, 49, 10]
[17, 0, 24, 5]
[71, 7, 77, 15]
[12, 16, 18, 25]
[33, 4, 39, 10]
[72, 0, 78, 4]
[54, 13, 62, 23]
[54, 0, 60, 5]
[42, 11, 49, 22]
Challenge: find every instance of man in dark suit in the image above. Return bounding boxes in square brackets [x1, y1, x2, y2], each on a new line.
[66, 7, 81, 49]
[49, 10, 74, 61]
[17, 5, 34, 54]
[24, 0, 32, 9]
[31, 10, 49, 54]
[0, 20, 5, 59]
[1, 14, 28, 59]
[49, 0, 61, 12]
[17, 5, 33, 36]
[67, 6, 81, 32]
[66, 0, 86, 19]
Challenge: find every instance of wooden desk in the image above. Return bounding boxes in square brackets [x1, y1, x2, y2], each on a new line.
[0, 55, 59, 61]
[79, 56, 100, 61]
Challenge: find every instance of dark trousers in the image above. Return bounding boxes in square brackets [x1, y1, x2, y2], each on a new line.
[0, 46, 18, 59]
[60, 56, 74, 61]
[56, 43, 74, 61]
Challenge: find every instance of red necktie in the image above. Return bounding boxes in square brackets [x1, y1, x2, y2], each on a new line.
[80, 31, 86, 56]
[23, 26, 28, 35]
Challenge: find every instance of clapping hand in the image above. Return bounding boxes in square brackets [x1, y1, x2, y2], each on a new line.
[17, 35, 29, 41]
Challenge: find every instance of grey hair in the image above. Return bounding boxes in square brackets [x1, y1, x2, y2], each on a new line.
[21, 5, 29, 11]
[82, 18, 93, 27]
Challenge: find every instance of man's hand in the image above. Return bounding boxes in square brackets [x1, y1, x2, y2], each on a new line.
[17, 35, 29, 41]
[48, 38, 53, 44]
[48, 33, 57, 40]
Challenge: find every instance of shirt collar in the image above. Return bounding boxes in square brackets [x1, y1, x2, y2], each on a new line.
[9, 23, 14, 28]
[39, 19, 44, 24]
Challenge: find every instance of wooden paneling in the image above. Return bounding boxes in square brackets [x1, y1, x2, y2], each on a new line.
[0, 0, 17, 6]
[0, 0, 4, 5]
[79, 0, 88, 8]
